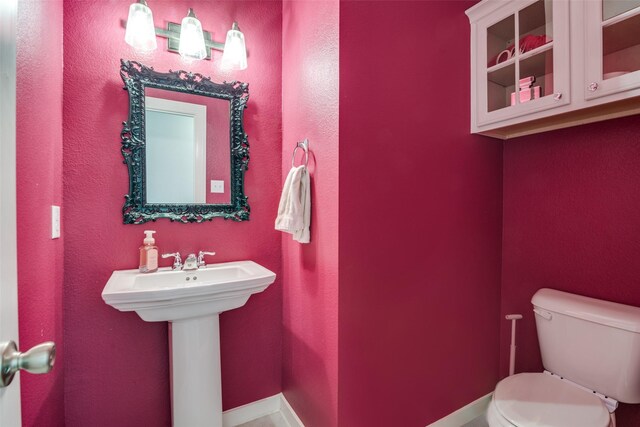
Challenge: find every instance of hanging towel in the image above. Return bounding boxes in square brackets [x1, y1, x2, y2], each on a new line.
[275, 165, 311, 243]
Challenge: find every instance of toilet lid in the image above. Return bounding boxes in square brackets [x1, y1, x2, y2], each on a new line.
[493, 373, 610, 427]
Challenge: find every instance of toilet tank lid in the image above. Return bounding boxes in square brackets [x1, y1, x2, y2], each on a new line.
[532, 288, 640, 333]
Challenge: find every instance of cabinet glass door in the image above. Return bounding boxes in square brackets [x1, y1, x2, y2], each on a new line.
[479, 0, 569, 126]
[585, 0, 640, 99]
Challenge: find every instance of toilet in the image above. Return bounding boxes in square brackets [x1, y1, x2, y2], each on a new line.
[488, 288, 640, 427]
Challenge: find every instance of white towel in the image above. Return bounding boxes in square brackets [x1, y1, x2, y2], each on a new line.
[275, 165, 311, 243]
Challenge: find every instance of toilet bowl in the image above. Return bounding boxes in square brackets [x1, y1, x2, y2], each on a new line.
[487, 372, 612, 427]
[486, 288, 640, 427]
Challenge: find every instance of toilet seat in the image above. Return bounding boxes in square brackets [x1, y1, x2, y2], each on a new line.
[488, 373, 611, 427]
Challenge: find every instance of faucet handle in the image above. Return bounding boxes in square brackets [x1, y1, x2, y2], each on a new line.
[197, 251, 216, 268]
[161, 252, 183, 270]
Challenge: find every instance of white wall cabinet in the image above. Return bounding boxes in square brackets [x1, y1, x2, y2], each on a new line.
[584, 0, 640, 100]
[467, 0, 640, 139]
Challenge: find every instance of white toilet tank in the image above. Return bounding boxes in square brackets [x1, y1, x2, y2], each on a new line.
[532, 288, 640, 403]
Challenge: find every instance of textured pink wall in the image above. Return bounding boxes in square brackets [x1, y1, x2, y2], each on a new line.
[501, 114, 640, 425]
[16, 1, 65, 426]
[338, 1, 503, 425]
[63, 1, 282, 425]
[281, 1, 340, 426]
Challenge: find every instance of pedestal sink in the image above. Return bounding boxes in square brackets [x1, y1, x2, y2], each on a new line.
[102, 261, 276, 427]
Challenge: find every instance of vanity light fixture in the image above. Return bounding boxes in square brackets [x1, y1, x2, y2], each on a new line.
[221, 23, 248, 70]
[178, 8, 207, 61]
[124, 0, 157, 52]
[123, 1, 248, 70]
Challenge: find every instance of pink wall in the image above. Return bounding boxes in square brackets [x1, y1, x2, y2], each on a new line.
[62, 1, 282, 425]
[338, 1, 503, 425]
[16, 1, 65, 426]
[26, 2, 639, 426]
[501, 114, 640, 425]
[281, 1, 340, 426]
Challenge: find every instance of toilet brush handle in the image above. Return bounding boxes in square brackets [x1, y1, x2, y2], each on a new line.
[505, 314, 522, 376]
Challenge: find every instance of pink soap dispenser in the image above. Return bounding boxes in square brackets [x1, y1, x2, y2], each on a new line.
[139, 230, 158, 273]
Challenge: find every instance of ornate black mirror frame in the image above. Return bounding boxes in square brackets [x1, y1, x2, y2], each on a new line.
[119, 59, 250, 224]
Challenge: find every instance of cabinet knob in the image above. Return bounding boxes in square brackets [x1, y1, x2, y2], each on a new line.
[588, 82, 599, 92]
[553, 92, 563, 100]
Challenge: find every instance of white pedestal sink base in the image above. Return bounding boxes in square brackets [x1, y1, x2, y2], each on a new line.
[170, 315, 222, 427]
[102, 261, 277, 427]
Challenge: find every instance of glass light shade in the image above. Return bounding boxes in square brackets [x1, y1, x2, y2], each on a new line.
[124, 1, 157, 52]
[221, 24, 247, 70]
[178, 9, 207, 61]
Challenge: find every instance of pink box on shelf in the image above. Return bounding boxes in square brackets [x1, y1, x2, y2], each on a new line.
[510, 76, 543, 106]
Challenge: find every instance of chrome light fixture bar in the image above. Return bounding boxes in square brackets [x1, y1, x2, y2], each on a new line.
[124, 1, 247, 69]
[156, 21, 224, 61]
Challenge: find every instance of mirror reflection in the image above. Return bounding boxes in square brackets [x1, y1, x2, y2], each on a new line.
[144, 88, 231, 205]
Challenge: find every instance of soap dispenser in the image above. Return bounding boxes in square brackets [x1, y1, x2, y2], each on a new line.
[139, 230, 158, 273]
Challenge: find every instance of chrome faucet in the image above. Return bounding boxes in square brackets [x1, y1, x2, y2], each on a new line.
[161, 251, 215, 271]
[197, 251, 216, 268]
[162, 252, 183, 270]
[183, 254, 199, 271]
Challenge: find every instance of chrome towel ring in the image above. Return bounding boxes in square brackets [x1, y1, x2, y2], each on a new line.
[291, 139, 309, 168]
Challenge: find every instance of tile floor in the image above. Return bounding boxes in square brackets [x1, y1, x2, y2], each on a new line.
[235, 409, 489, 427]
[236, 412, 290, 427]
[462, 413, 489, 427]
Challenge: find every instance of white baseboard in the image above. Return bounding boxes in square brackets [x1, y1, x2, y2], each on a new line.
[426, 392, 492, 427]
[222, 393, 304, 427]
[279, 394, 305, 427]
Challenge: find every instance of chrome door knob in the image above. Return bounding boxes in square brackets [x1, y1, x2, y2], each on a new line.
[588, 82, 599, 92]
[0, 340, 55, 388]
[553, 92, 563, 100]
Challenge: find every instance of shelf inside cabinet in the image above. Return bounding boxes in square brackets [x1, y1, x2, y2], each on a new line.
[488, 63, 515, 86]
[520, 48, 554, 98]
[603, 0, 640, 22]
[487, 62, 515, 112]
[520, 48, 553, 79]
[603, 8, 640, 76]
[487, 41, 553, 74]
[603, 8, 640, 53]
[487, 56, 515, 74]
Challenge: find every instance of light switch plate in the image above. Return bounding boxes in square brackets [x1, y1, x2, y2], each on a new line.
[210, 180, 224, 194]
[51, 205, 60, 239]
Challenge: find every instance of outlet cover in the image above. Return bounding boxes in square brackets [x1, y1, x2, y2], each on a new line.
[210, 180, 224, 194]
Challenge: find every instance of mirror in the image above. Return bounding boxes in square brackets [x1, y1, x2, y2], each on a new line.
[144, 89, 231, 205]
[119, 60, 249, 223]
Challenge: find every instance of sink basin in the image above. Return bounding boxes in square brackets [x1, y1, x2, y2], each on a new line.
[102, 260, 276, 321]
[102, 260, 276, 427]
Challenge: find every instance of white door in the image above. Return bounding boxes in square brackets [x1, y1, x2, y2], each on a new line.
[0, 0, 22, 425]
[1, 2, 56, 425]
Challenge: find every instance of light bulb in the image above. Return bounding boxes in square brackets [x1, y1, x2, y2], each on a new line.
[178, 8, 207, 61]
[124, 0, 157, 52]
[221, 22, 247, 70]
